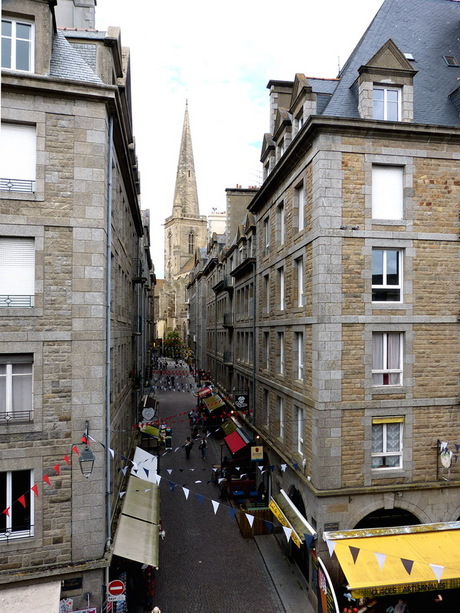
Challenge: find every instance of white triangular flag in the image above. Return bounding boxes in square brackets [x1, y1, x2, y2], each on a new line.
[245, 513, 255, 527]
[182, 487, 189, 500]
[109, 448, 115, 459]
[325, 539, 336, 557]
[375, 552, 386, 569]
[212, 500, 220, 515]
[282, 526, 292, 542]
[167, 469, 173, 475]
[430, 564, 444, 583]
[281, 464, 287, 472]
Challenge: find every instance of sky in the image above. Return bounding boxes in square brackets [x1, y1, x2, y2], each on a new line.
[95, 0, 384, 278]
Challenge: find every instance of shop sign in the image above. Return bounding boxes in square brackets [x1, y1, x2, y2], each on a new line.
[60, 599, 73, 613]
[234, 395, 248, 410]
[251, 445, 263, 460]
[269, 498, 302, 548]
[352, 578, 460, 599]
[73, 609, 97, 613]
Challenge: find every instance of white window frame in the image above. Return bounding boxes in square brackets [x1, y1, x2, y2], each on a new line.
[295, 331, 304, 380]
[373, 86, 401, 121]
[277, 202, 285, 245]
[296, 405, 304, 455]
[372, 418, 403, 469]
[1, 19, 34, 72]
[0, 469, 34, 539]
[278, 396, 284, 440]
[295, 182, 305, 231]
[0, 355, 33, 421]
[295, 257, 304, 307]
[263, 388, 270, 427]
[372, 249, 402, 302]
[263, 274, 270, 313]
[278, 267, 285, 310]
[263, 331, 270, 370]
[278, 331, 285, 375]
[264, 217, 270, 255]
[372, 332, 403, 386]
[372, 165, 404, 220]
[0, 123, 37, 192]
[0, 237, 35, 307]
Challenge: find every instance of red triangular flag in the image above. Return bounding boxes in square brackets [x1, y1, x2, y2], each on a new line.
[31, 485, 39, 497]
[18, 495, 27, 509]
[54, 464, 60, 475]
[63, 455, 71, 466]
[81, 435, 88, 444]
[72, 445, 80, 456]
[2, 507, 10, 516]
[43, 474, 51, 486]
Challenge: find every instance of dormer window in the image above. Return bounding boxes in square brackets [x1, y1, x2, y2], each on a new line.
[1, 19, 34, 72]
[373, 86, 401, 121]
[443, 55, 459, 67]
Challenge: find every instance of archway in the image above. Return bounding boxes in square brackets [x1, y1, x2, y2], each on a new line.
[354, 507, 420, 530]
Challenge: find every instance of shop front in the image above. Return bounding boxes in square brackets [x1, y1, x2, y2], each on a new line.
[323, 521, 460, 612]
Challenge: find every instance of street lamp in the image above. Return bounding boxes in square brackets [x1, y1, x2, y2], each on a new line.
[79, 420, 96, 478]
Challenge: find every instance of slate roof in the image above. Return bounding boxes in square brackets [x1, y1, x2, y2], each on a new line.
[323, 0, 460, 126]
[49, 30, 103, 84]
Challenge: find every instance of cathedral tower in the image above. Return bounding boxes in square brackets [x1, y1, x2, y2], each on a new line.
[163, 103, 207, 338]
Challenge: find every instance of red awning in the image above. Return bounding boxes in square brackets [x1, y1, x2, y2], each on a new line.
[224, 430, 247, 454]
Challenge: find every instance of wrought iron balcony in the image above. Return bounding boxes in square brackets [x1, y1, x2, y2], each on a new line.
[0, 295, 34, 307]
[0, 177, 35, 192]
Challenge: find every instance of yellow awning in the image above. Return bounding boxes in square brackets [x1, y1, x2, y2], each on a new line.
[113, 475, 160, 568]
[203, 394, 225, 411]
[324, 522, 460, 598]
[269, 489, 317, 549]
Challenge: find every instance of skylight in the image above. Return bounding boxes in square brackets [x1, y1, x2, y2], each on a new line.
[443, 55, 460, 67]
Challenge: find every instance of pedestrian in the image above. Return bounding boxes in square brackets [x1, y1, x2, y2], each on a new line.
[393, 599, 408, 613]
[183, 436, 194, 459]
[199, 435, 207, 460]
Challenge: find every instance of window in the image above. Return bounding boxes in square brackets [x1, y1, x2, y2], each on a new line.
[294, 111, 304, 134]
[1, 19, 34, 72]
[443, 55, 459, 67]
[264, 217, 270, 255]
[372, 249, 402, 302]
[295, 183, 305, 232]
[0, 123, 36, 192]
[372, 417, 403, 468]
[263, 388, 270, 427]
[277, 202, 285, 245]
[0, 355, 33, 421]
[278, 267, 285, 310]
[263, 331, 270, 369]
[188, 231, 194, 254]
[373, 86, 400, 121]
[278, 396, 284, 440]
[295, 332, 304, 380]
[372, 165, 403, 220]
[0, 470, 34, 538]
[263, 274, 270, 313]
[295, 406, 304, 455]
[372, 332, 403, 386]
[277, 331, 285, 375]
[0, 237, 35, 307]
[295, 257, 304, 307]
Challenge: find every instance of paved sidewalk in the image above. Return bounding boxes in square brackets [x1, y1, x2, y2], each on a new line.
[149, 360, 313, 613]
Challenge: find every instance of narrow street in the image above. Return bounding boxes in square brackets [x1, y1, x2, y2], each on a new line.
[150, 359, 284, 613]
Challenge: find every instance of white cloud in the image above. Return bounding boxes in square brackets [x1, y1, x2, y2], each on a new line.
[96, 0, 384, 277]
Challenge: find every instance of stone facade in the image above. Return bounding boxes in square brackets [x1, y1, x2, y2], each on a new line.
[0, 1, 152, 609]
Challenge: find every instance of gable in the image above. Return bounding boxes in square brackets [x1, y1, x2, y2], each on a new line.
[365, 39, 415, 72]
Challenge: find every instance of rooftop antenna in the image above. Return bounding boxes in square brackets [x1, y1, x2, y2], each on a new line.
[338, 56, 341, 75]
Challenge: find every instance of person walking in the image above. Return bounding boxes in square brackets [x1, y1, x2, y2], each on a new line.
[199, 435, 207, 460]
[183, 436, 194, 459]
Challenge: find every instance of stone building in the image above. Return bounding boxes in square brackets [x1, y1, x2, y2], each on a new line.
[0, 0, 153, 609]
[188, 0, 460, 608]
[162, 103, 207, 342]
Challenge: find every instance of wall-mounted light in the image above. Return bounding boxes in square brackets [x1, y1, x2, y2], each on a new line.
[79, 420, 96, 478]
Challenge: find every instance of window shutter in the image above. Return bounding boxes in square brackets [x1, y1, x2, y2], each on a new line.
[372, 165, 403, 220]
[1, 123, 36, 183]
[0, 237, 35, 296]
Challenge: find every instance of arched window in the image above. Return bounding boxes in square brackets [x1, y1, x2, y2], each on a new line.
[188, 231, 194, 254]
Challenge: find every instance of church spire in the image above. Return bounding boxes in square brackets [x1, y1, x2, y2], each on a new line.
[172, 101, 200, 218]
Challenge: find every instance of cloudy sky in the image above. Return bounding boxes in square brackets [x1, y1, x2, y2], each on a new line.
[95, 0, 384, 277]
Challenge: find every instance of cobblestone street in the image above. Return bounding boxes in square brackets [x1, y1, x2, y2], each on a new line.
[150, 361, 284, 613]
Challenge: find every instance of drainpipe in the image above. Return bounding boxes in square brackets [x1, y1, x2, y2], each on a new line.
[252, 260, 257, 422]
[105, 116, 113, 557]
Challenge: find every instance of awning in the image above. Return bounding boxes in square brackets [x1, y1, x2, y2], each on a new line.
[269, 489, 317, 549]
[224, 426, 252, 454]
[197, 386, 213, 398]
[221, 419, 238, 436]
[113, 475, 160, 568]
[203, 393, 225, 411]
[324, 521, 460, 598]
[0, 581, 61, 612]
